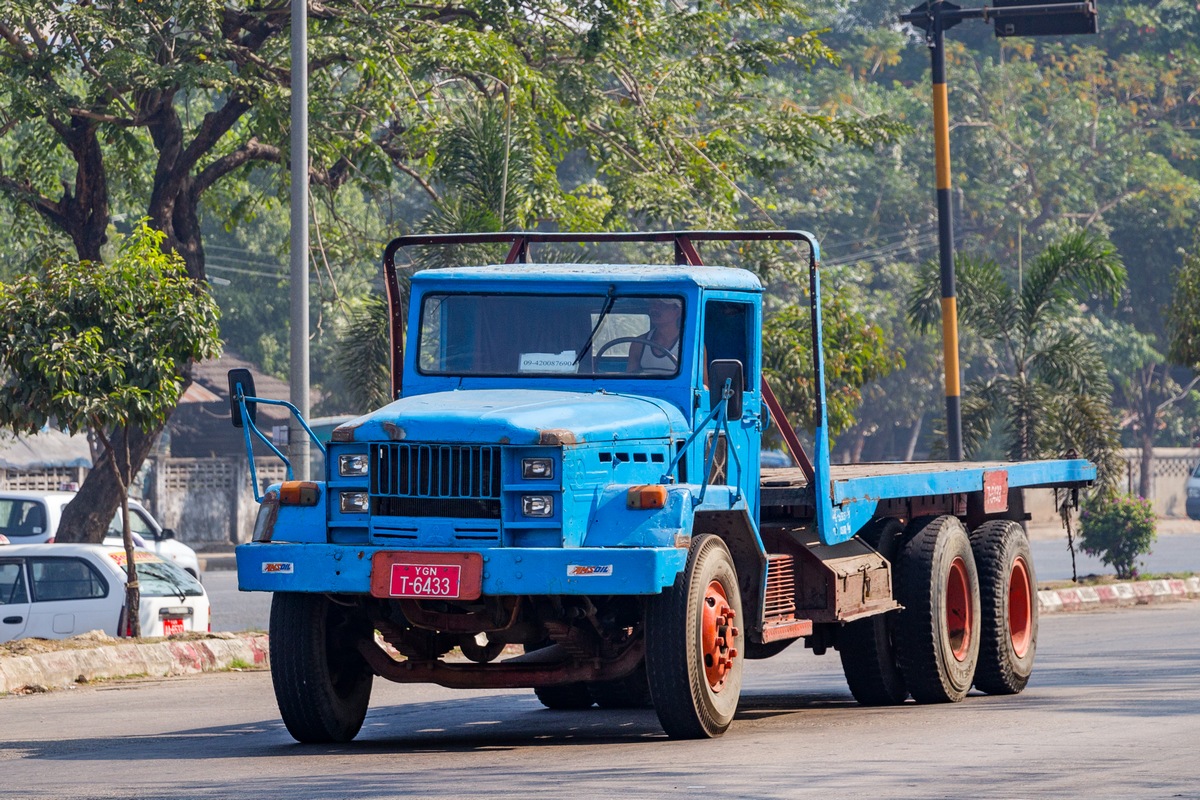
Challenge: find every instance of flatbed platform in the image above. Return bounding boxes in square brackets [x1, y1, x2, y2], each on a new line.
[760, 458, 1094, 510]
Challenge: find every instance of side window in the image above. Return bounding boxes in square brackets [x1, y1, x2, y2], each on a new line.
[704, 301, 753, 389]
[28, 558, 108, 602]
[0, 561, 28, 605]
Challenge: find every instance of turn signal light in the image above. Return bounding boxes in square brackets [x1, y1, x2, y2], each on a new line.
[279, 481, 320, 506]
[627, 485, 668, 510]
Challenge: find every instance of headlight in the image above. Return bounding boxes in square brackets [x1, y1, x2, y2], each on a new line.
[340, 491, 370, 514]
[521, 495, 554, 517]
[338, 454, 370, 477]
[1189, 487, 1200, 499]
[522, 457, 554, 479]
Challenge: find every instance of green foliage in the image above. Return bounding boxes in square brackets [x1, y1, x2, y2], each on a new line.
[1078, 492, 1156, 580]
[907, 230, 1124, 482]
[1168, 247, 1200, 369]
[0, 222, 222, 435]
[763, 291, 902, 437]
[331, 293, 393, 414]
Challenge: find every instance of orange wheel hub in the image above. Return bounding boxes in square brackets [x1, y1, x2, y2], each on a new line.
[701, 580, 739, 692]
[946, 556, 972, 662]
[1008, 556, 1032, 658]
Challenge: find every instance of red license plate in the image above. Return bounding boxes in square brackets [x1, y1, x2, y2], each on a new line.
[370, 551, 483, 600]
[388, 563, 461, 598]
[162, 618, 184, 636]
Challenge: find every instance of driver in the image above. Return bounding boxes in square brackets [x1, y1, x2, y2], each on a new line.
[626, 298, 682, 373]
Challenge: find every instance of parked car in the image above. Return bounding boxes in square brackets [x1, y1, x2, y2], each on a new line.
[760, 449, 794, 468]
[0, 543, 210, 643]
[0, 491, 201, 578]
[1187, 463, 1200, 520]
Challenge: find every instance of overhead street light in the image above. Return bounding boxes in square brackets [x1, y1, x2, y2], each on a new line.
[899, 0, 1098, 461]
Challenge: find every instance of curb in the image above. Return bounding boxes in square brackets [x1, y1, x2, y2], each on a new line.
[1038, 576, 1200, 614]
[198, 553, 237, 572]
[0, 633, 268, 695]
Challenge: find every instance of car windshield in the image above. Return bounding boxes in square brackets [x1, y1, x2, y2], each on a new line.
[0, 500, 48, 539]
[135, 559, 204, 599]
[418, 293, 684, 378]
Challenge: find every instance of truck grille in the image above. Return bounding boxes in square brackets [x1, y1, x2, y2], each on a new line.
[370, 444, 502, 519]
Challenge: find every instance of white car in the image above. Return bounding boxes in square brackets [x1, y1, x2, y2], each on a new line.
[0, 491, 201, 578]
[0, 543, 210, 643]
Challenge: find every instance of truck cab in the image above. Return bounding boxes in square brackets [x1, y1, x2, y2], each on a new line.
[325, 263, 765, 552]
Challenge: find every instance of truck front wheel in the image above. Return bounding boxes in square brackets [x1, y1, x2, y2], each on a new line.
[270, 592, 374, 743]
[895, 516, 981, 703]
[970, 520, 1037, 695]
[645, 534, 743, 739]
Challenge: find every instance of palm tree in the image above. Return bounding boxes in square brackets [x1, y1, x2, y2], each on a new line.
[907, 230, 1126, 487]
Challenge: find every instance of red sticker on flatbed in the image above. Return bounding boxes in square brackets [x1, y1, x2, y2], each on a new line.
[370, 551, 483, 600]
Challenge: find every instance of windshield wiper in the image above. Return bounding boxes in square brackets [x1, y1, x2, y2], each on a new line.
[574, 285, 616, 366]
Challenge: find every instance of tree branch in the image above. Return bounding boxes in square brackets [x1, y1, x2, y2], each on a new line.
[193, 138, 282, 196]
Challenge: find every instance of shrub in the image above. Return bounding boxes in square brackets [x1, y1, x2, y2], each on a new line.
[1078, 493, 1156, 579]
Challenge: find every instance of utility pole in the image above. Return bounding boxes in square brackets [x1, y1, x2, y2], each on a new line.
[899, 0, 1098, 461]
[289, 0, 310, 479]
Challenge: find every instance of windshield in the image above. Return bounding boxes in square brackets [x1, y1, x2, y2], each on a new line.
[418, 293, 685, 378]
[0, 500, 48, 539]
[135, 559, 204, 598]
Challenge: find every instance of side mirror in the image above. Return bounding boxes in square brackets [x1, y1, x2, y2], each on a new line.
[159, 527, 176, 540]
[227, 368, 257, 428]
[709, 359, 744, 420]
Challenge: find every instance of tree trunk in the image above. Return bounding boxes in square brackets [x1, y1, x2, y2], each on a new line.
[55, 424, 162, 543]
[1138, 424, 1154, 501]
[904, 414, 924, 461]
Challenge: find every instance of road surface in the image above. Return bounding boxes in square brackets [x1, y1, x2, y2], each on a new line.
[4, 603, 1199, 799]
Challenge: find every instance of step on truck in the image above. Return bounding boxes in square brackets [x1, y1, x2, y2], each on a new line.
[231, 230, 1095, 742]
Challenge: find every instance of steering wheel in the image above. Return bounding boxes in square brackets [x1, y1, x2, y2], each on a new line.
[594, 336, 680, 368]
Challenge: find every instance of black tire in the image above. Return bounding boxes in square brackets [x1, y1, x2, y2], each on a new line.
[970, 520, 1038, 695]
[589, 661, 654, 709]
[533, 683, 596, 710]
[838, 518, 908, 706]
[645, 534, 744, 739]
[895, 516, 981, 703]
[269, 592, 374, 743]
[522, 642, 596, 710]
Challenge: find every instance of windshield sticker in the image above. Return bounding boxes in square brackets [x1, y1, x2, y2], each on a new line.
[568, 564, 613, 577]
[519, 351, 578, 374]
[263, 562, 294, 574]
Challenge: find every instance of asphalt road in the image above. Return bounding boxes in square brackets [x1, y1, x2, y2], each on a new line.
[4, 603, 1199, 799]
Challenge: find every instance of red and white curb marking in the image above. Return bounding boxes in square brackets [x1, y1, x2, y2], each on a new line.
[1038, 576, 1200, 613]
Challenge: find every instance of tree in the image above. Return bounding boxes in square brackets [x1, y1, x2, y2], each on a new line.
[908, 230, 1125, 485]
[0, 223, 221, 634]
[0, 1, 902, 537]
[763, 290, 902, 439]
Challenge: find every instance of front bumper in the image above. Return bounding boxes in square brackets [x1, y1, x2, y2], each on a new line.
[236, 542, 688, 596]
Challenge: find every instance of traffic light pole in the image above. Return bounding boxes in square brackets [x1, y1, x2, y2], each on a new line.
[928, 4, 964, 461]
[900, 0, 1096, 462]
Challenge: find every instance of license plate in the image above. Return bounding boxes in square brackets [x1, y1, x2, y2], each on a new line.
[370, 551, 483, 600]
[162, 618, 184, 636]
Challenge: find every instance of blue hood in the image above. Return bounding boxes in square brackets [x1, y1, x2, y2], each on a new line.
[335, 389, 687, 446]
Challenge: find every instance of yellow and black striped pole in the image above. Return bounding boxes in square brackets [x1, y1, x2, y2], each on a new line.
[929, 1, 964, 461]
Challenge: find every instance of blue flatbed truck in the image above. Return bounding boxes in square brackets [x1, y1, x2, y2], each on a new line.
[230, 230, 1095, 742]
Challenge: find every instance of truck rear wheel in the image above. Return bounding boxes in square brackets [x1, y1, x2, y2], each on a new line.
[895, 516, 981, 703]
[532, 683, 596, 710]
[270, 592, 374, 743]
[645, 534, 743, 739]
[589, 661, 654, 709]
[839, 518, 908, 706]
[970, 520, 1037, 695]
